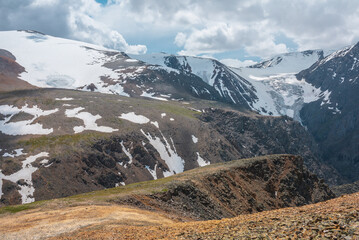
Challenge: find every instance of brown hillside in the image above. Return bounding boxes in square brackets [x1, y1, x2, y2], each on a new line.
[0, 155, 338, 239]
[53, 192, 359, 240]
[0, 53, 37, 92]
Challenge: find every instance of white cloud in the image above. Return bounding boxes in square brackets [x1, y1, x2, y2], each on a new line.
[1, 0, 359, 58]
[0, 0, 146, 54]
[174, 32, 187, 47]
[98, 0, 359, 58]
[68, 3, 147, 54]
[220, 59, 257, 68]
[175, 22, 288, 58]
[30, 0, 59, 7]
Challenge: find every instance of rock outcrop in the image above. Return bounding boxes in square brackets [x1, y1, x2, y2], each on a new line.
[115, 155, 335, 220]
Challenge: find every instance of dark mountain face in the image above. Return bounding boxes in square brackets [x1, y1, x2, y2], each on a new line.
[199, 108, 343, 186]
[297, 43, 359, 182]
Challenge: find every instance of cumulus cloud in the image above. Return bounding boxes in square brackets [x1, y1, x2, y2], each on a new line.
[1, 0, 359, 58]
[0, 0, 146, 54]
[175, 23, 288, 58]
[98, 0, 359, 58]
[174, 32, 187, 47]
[68, 2, 146, 54]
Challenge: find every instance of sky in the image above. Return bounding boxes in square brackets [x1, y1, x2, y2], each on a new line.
[1, 0, 359, 67]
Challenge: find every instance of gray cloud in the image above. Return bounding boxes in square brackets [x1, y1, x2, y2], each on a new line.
[0, 0, 70, 37]
[1, 0, 359, 58]
[0, 0, 146, 54]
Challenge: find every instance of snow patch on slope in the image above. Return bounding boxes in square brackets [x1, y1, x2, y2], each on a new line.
[3, 148, 26, 158]
[55, 97, 74, 101]
[196, 152, 210, 167]
[120, 141, 133, 166]
[119, 112, 150, 124]
[0, 104, 58, 135]
[141, 91, 168, 101]
[145, 164, 157, 180]
[65, 107, 118, 133]
[141, 129, 184, 176]
[0, 152, 49, 204]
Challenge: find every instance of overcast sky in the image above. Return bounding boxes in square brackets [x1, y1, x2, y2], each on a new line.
[1, 0, 359, 67]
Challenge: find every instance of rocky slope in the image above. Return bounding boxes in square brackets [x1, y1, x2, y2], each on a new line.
[53, 192, 359, 240]
[131, 53, 258, 108]
[332, 180, 359, 196]
[297, 43, 359, 182]
[0, 154, 336, 239]
[114, 155, 334, 221]
[198, 108, 342, 184]
[0, 88, 338, 206]
[0, 49, 36, 92]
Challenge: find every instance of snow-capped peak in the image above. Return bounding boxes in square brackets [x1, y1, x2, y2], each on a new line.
[230, 49, 333, 121]
[241, 50, 325, 76]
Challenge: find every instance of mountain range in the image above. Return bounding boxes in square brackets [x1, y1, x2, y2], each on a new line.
[0, 30, 358, 206]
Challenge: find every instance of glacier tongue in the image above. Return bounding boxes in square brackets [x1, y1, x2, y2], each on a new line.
[231, 50, 329, 122]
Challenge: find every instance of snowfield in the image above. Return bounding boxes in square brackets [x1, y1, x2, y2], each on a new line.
[0, 30, 133, 97]
[0, 31, 116, 89]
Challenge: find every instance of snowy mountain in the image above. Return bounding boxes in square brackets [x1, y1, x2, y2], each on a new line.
[132, 50, 334, 122]
[131, 53, 258, 108]
[0, 31, 260, 109]
[0, 30, 358, 206]
[0, 30, 336, 119]
[231, 50, 329, 121]
[0, 31, 121, 91]
[297, 43, 359, 182]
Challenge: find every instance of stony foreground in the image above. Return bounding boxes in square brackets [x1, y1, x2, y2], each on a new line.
[51, 192, 359, 240]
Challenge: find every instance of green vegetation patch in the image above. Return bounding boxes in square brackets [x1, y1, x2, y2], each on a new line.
[0, 204, 32, 214]
[66, 175, 177, 202]
[155, 103, 201, 119]
[0, 200, 48, 215]
[19, 132, 109, 151]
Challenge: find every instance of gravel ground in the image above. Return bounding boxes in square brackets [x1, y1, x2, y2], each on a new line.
[55, 192, 359, 240]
